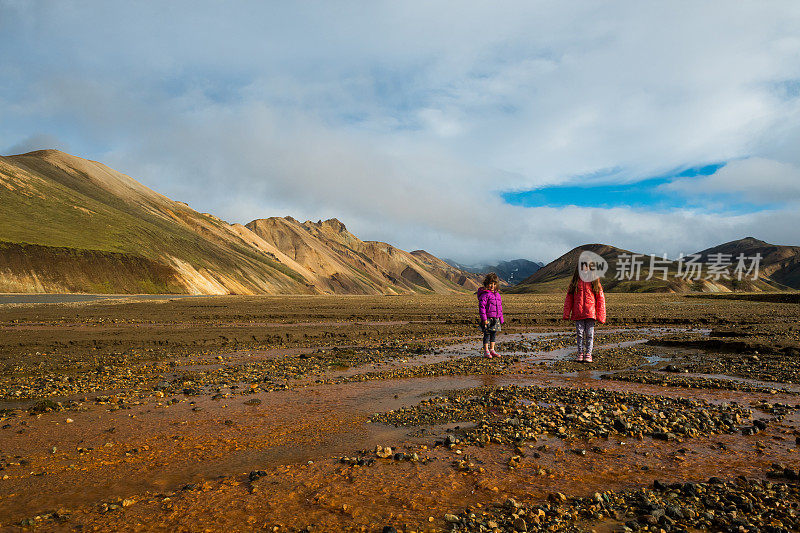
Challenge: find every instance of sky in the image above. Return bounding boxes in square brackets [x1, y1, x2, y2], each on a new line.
[2, 1, 800, 264]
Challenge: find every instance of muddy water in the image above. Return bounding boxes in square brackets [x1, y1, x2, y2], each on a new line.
[1, 375, 506, 521]
[1, 326, 798, 528]
[331, 326, 698, 372]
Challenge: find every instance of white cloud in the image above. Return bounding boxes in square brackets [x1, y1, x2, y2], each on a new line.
[663, 158, 800, 204]
[2, 1, 800, 262]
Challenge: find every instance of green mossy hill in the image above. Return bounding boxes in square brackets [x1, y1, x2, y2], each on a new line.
[0, 241, 187, 294]
[0, 150, 479, 295]
[0, 150, 308, 294]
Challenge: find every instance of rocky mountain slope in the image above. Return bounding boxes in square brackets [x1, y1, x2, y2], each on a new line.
[245, 217, 480, 294]
[510, 239, 798, 293]
[695, 237, 800, 290]
[0, 149, 479, 295]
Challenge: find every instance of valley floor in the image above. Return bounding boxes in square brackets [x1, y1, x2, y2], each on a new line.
[0, 294, 798, 532]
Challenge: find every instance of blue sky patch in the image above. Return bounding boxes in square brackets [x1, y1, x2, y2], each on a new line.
[500, 162, 775, 213]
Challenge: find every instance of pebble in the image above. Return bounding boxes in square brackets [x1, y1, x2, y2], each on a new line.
[446, 475, 800, 532]
[373, 385, 754, 444]
[375, 445, 393, 458]
[550, 343, 651, 373]
[605, 369, 799, 395]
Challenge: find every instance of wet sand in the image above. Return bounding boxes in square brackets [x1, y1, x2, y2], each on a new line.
[0, 293, 798, 531]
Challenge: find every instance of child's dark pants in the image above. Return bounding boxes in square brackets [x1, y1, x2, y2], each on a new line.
[481, 323, 496, 345]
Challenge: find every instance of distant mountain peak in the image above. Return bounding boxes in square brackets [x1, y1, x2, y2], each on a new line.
[442, 258, 543, 285]
[731, 237, 768, 246]
[695, 237, 777, 257]
[300, 218, 352, 239]
[319, 218, 347, 233]
[14, 149, 99, 166]
[15, 148, 66, 157]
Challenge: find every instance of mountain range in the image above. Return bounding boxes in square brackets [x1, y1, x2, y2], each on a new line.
[1, 149, 797, 295]
[444, 259, 544, 285]
[0, 149, 481, 295]
[508, 239, 800, 293]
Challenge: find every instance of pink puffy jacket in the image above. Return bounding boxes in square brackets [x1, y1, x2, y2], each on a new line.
[477, 287, 504, 323]
[563, 280, 606, 323]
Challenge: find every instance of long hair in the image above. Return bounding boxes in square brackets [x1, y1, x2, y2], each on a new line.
[567, 264, 602, 294]
[482, 272, 499, 289]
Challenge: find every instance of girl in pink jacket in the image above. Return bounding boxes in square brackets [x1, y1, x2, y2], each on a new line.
[562, 264, 606, 362]
[477, 272, 504, 358]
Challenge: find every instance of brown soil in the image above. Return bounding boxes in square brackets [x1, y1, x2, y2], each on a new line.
[0, 293, 798, 532]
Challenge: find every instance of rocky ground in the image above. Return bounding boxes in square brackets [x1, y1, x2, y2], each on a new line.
[549, 344, 652, 373]
[373, 385, 766, 442]
[0, 292, 798, 532]
[647, 334, 800, 385]
[446, 475, 800, 532]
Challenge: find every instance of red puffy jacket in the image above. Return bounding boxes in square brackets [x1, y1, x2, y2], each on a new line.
[563, 280, 606, 323]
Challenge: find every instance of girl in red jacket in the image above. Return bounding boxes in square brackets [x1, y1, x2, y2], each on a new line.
[562, 264, 606, 362]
